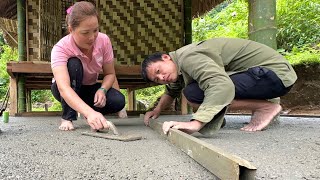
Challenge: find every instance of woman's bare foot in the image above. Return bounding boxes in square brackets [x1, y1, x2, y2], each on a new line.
[59, 119, 75, 131]
[241, 104, 282, 132]
[117, 108, 127, 118]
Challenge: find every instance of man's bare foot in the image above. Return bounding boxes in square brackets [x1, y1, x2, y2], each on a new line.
[162, 120, 203, 135]
[241, 104, 282, 132]
[59, 119, 75, 131]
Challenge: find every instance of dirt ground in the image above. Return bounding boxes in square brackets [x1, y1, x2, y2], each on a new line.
[280, 64, 320, 116]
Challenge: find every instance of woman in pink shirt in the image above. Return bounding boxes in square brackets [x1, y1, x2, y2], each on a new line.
[51, 1, 126, 131]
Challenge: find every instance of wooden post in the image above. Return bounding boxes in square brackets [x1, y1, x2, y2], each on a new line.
[248, 0, 277, 49]
[26, 89, 31, 112]
[181, 93, 188, 115]
[127, 88, 136, 111]
[9, 77, 17, 116]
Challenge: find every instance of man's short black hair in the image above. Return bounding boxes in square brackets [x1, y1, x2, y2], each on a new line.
[141, 52, 165, 82]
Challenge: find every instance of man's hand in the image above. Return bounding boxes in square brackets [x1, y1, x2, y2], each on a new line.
[162, 120, 204, 135]
[94, 90, 107, 108]
[144, 109, 160, 126]
[85, 111, 109, 130]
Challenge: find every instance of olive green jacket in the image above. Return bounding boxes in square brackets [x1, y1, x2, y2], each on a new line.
[166, 38, 297, 123]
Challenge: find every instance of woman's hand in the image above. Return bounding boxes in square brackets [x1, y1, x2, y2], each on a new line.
[94, 89, 107, 108]
[85, 111, 109, 130]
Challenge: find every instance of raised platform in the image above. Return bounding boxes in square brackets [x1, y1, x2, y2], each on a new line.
[7, 61, 153, 90]
[6, 61, 161, 116]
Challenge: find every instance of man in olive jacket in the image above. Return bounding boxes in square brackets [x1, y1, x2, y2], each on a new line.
[141, 38, 297, 136]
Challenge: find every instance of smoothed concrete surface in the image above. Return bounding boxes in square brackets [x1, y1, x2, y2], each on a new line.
[0, 116, 214, 180]
[1, 115, 320, 179]
[155, 115, 320, 180]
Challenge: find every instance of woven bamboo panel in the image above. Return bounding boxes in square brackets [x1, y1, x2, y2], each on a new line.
[25, 0, 184, 64]
[27, 0, 62, 62]
[27, 0, 40, 61]
[39, 0, 62, 61]
[98, 0, 184, 65]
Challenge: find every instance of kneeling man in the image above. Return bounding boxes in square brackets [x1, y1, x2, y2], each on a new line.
[141, 38, 297, 135]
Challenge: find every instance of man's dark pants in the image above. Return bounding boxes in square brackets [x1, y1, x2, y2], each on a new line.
[183, 66, 292, 121]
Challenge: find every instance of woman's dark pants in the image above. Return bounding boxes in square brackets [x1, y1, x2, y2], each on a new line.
[51, 57, 125, 121]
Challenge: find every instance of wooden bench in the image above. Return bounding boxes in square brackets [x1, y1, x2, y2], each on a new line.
[6, 61, 158, 116]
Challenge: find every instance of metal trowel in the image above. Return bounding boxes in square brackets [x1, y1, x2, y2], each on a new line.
[81, 121, 142, 142]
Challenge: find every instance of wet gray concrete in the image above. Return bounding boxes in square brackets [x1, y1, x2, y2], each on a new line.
[1, 115, 320, 179]
[0, 116, 214, 180]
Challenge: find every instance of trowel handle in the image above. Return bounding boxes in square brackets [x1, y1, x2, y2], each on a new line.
[106, 121, 120, 135]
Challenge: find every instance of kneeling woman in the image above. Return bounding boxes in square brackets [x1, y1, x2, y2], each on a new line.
[51, 1, 126, 131]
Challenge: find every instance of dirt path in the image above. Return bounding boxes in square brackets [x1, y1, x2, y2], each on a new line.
[1, 115, 320, 179]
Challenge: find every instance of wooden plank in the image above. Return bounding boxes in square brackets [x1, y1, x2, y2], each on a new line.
[7, 61, 142, 77]
[126, 110, 181, 116]
[16, 111, 62, 116]
[115, 65, 141, 76]
[149, 120, 257, 180]
[8, 61, 52, 74]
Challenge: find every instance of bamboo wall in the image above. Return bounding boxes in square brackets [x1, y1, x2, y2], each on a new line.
[25, 0, 184, 65]
[98, 0, 184, 65]
[26, 0, 61, 61]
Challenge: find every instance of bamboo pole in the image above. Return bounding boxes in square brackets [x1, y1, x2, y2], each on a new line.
[184, 0, 192, 45]
[248, 0, 277, 49]
[17, 0, 27, 113]
[181, 0, 192, 114]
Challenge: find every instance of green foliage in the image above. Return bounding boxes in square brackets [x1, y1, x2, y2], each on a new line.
[31, 90, 53, 103]
[282, 45, 320, 65]
[121, 86, 165, 110]
[192, 1, 248, 42]
[192, 0, 320, 66]
[135, 85, 165, 109]
[277, 0, 320, 50]
[0, 31, 5, 46]
[0, 44, 18, 101]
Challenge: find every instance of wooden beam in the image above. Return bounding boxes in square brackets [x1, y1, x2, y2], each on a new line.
[149, 120, 257, 180]
[16, 111, 62, 116]
[7, 61, 142, 77]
